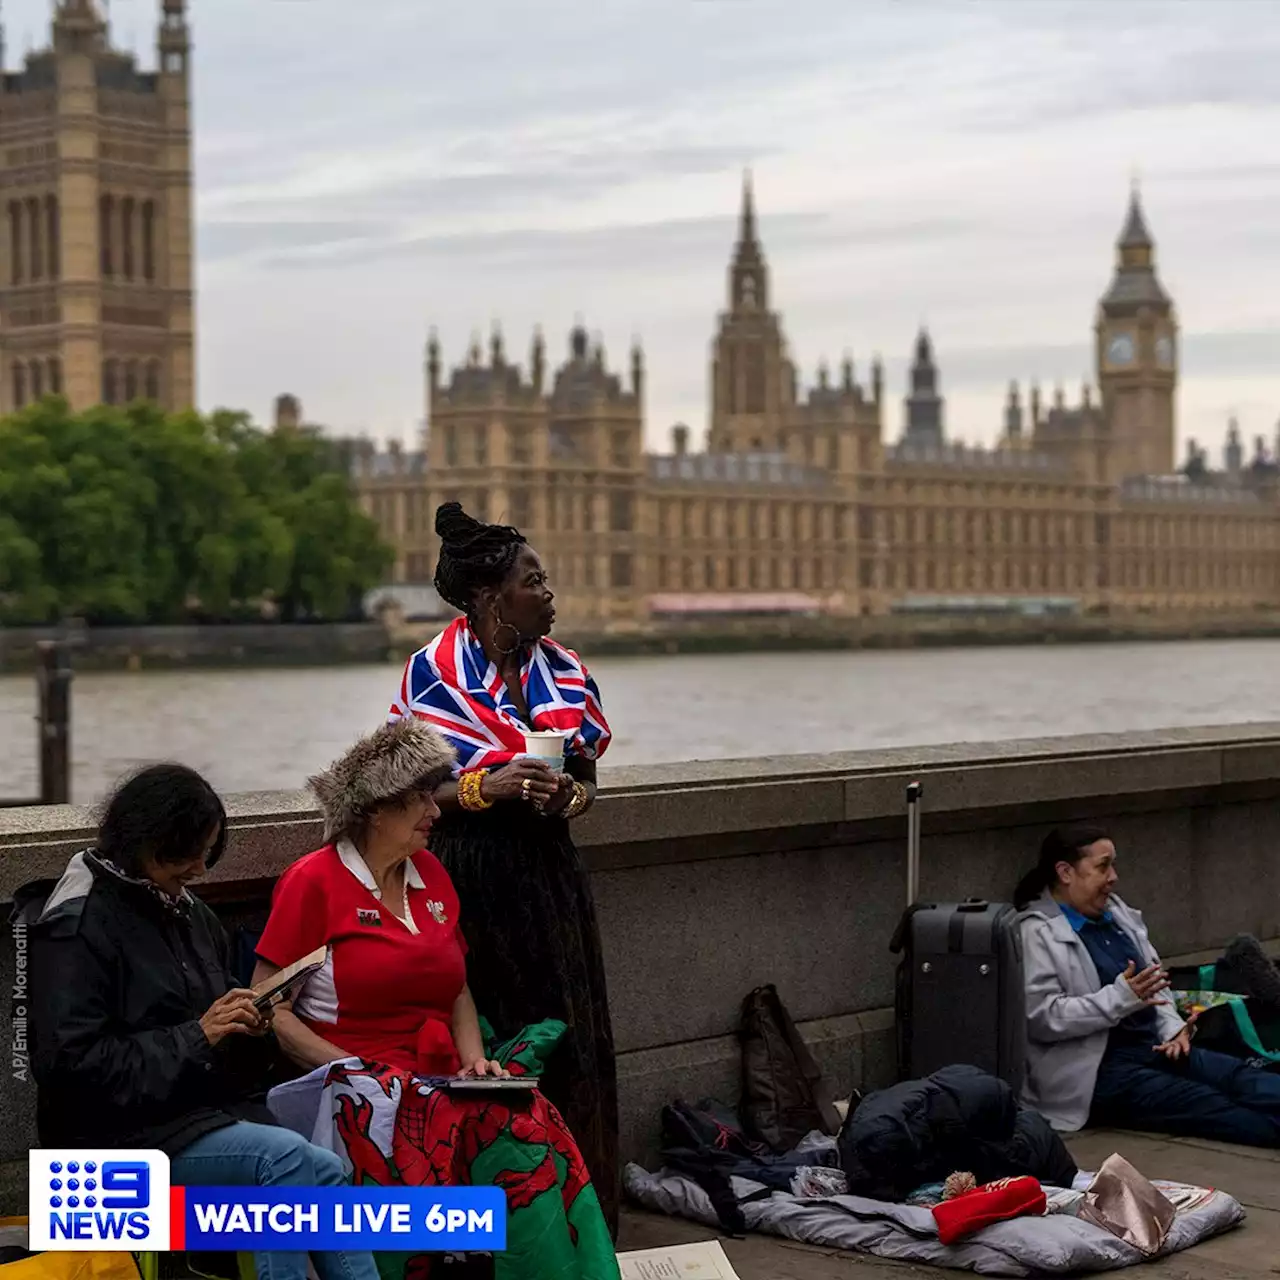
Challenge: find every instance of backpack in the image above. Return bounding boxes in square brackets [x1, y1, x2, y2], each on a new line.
[658, 1099, 812, 1236]
[739, 984, 842, 1152]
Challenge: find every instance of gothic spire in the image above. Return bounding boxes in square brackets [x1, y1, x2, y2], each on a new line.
[1119, 182, 1153, 252]
[914, 325, 934, 366]
[739, 169, 757, 248]
[426, 328, 440, 392]
[530, 326, 545, 393]
[904, 328, 944, 449]
[728, 169, 767, 311]
[1102, 182, 1169, 312]
[159, 0, 189, 71]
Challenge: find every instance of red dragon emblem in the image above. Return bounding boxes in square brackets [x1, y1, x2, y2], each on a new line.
[329, 1060, 591, 1227]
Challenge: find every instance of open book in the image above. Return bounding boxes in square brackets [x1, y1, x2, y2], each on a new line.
[251, 945, 327, 1011]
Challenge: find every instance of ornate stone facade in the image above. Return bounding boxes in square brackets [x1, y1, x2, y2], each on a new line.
[357, 178, 1280, 629]
[0, 0, 194, 416]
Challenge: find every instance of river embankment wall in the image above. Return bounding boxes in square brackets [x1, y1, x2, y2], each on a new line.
[395, 608, 1280, 658]
[0, 623, 393, 672]
[8, 608, 1280, 672]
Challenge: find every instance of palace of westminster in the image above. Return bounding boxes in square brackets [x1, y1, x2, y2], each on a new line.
[3, 4, 1279, 632]
[356, 177, 1280, 630]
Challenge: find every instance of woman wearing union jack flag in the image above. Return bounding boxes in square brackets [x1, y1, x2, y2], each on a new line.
[388, 502, 619, 1237]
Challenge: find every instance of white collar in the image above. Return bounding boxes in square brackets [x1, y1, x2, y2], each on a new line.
[335, 838, 425, 895]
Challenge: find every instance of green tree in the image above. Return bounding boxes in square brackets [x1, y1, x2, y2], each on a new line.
[0, 398, 392, 625]
[210, 411, 392, 621]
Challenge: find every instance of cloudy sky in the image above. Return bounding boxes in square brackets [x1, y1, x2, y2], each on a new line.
[10, 0, 1280, 458]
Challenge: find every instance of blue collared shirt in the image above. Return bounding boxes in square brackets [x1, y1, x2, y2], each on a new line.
[1058, 902, 1114, 932]
[1057, 900, 1160, 1047]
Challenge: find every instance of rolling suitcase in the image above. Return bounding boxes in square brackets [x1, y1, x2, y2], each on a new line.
[890, 780, 1026, 1091]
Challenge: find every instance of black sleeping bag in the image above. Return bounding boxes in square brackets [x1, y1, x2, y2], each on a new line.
[837, 1063, 1077, 1201]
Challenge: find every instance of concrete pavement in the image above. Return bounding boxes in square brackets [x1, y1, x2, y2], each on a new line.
[618, 1130, 1280, 1279]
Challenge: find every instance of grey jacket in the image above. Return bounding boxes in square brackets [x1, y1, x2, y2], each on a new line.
[1016, 892, 1185, 1132]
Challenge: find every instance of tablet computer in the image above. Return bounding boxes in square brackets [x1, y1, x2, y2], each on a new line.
[420, 1076, 540, 1093]
[251, 946, 327, 1011]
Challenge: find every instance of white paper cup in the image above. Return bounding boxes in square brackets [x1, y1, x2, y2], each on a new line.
[522, 730, 567, 773]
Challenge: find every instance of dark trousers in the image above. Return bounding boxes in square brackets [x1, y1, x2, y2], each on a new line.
[1092, 1043, 1280, 1147]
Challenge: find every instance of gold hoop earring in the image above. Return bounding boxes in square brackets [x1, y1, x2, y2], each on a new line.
[492, 612, 521, 656]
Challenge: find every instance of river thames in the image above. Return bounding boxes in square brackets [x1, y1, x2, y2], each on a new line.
[1, 638, 1278, 804]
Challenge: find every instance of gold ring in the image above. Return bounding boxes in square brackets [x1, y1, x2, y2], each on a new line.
[521, 778, 532, 800]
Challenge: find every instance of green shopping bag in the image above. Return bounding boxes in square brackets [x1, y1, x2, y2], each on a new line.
[1172, 965, 1280, 1064]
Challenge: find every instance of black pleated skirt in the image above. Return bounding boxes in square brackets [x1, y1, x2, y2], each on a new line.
[430, 804, 619, 1238]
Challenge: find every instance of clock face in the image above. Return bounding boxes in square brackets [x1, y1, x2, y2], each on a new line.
[1155, 336, 1174, 368]
[1107, 333, 1135, 366]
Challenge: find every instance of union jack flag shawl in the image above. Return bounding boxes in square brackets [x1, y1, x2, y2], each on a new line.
[389, 617, 611, 772]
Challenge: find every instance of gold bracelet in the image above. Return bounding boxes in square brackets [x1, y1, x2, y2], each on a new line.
[458, 769, 493, 812]
[564, 781, 591, 820]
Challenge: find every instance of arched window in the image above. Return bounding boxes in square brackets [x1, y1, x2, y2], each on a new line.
[8, 201, 22, 284]
[13, 362, 27, 409]
[102, 358, 119, 405]
[45, 196, 59, 280]
[141, 200, 156, 281]
[100, 195, 115, 277]
[124, 360, 139, 402]
[121, 197, 136, 280]
[26, 196, 41, 280]
[144, 360, 160, 402]
[48, 358, 62, 396]
[30, 361, 44, 400]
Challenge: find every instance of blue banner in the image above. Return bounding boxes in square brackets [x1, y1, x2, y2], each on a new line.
[179, 1187, 506, 1252]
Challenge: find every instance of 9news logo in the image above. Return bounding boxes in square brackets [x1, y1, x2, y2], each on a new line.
[29, 1151, 171, 1251]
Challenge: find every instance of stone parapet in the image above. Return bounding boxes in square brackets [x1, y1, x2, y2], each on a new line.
[1, 723, 1279, 1194]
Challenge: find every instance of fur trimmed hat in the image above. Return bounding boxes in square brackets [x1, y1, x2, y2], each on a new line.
[308, 717, 457, 842]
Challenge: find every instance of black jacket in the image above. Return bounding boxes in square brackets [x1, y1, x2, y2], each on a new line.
[837, 1064, 1077, 1200]
[25, 852, 277, 1155]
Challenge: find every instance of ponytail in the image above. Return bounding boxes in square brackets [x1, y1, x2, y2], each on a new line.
[1014, 824, 1110, 908]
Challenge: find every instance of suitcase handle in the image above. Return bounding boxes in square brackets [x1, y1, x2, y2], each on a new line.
[958, 899, 990, 912]
[906, 781, 922, 906]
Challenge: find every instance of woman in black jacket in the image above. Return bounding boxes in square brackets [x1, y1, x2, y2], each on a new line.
[30, 764, 379, 1280]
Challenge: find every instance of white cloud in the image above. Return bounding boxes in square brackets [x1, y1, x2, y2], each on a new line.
[6, 0, 1279, 459]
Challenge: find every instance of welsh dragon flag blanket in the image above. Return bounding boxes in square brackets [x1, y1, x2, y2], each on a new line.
[266, 1020, 618, 1280]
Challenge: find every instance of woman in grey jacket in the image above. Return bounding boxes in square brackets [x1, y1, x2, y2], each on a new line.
[1015, 825, 1280, 1147]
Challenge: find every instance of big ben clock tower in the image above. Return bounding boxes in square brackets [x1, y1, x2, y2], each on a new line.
[1095, 187, 1178, 480]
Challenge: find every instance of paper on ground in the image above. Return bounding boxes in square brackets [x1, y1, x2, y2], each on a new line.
[617, 1239, 741, 1280]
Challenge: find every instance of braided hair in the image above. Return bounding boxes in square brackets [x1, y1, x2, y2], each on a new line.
[433, 501, 528, 617]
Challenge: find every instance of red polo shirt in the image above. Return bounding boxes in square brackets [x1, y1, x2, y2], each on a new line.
[256, 840, 467, 1075]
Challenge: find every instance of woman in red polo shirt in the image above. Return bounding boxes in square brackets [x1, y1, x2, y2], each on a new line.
[252, 719, 618, 1280]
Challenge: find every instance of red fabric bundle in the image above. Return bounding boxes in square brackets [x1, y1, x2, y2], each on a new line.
[932, 1175, 1047, 1245]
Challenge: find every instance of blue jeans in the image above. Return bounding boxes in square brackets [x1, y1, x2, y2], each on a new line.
[1092, 1043, 1280, 1147]
[171, 1121, 380, 1280]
